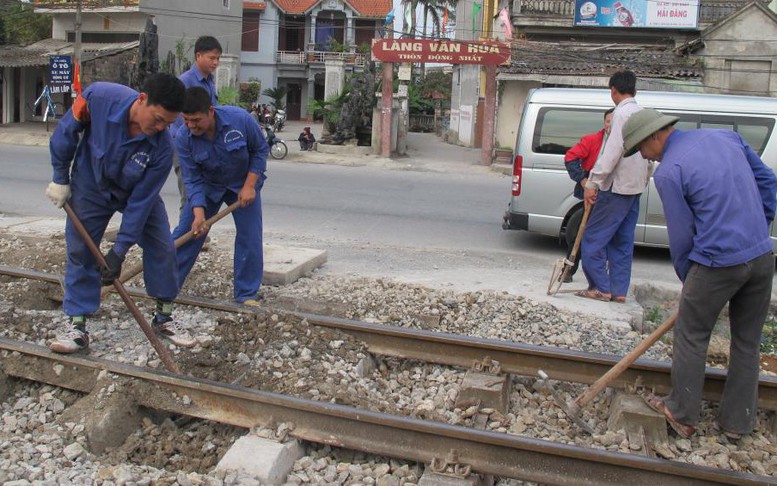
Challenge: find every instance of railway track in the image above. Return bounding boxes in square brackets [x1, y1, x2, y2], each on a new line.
[2, 264, 777, 410]
[1, 336, 773, 485]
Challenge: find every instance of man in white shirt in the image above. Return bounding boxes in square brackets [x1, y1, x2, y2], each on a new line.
[577, 70, 650, 303]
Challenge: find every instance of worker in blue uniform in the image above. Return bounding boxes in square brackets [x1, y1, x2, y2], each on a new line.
[174, 86, 270, 305]
[171, 35, 222, 210]
[46, 73, 196, 354]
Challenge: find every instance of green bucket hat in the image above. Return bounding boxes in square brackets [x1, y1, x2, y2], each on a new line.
[622, 108, 679, 157]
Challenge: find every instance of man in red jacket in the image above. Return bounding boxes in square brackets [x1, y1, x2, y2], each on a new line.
[561, 108, 614, 281]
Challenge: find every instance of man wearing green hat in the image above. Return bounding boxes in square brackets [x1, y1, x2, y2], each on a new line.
[623, 108, 777, 439]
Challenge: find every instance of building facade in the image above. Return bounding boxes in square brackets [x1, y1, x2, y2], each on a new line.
[448, 0, 777, 152]
[240, 0, 390, 120]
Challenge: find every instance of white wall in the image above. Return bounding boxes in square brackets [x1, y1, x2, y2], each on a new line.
[51, 12, 148, 40]
[240, 5, 281, 106]
[495, 80, 539, 150]
[142, 0, 243, 61]
[700, 6, 777, 96]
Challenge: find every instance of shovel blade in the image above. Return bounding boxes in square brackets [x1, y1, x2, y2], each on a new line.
[547, 259, 572, 295]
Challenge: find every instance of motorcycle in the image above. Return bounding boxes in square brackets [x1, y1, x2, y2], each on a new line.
[264, 124, 288, 160]
[273, 109, 286, 132]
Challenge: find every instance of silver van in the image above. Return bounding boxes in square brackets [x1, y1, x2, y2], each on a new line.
[502, 88, 777, 248]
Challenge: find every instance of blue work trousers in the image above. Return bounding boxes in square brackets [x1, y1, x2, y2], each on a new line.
[173, 192, 263, 303]
[64, 184, 178, 316]
[581, 190, 640, 297]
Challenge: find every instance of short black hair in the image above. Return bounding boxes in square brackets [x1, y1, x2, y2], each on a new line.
[143, 73, 185, 113]
[194, 36, 222, 55]
[608, 70, 637, 96]
[182, 87, 213, 115]
[604, 107, 615, 119]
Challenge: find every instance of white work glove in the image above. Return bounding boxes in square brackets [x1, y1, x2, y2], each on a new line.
[45, 182, 71, 208]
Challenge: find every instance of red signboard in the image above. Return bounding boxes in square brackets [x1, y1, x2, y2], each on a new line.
[371, 39, 511, 65]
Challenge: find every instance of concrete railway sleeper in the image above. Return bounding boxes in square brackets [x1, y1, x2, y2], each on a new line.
[0, 337, 772, 485]
[1, 264, 776, 411]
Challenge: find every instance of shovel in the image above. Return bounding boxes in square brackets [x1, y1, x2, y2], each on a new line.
[62, 202, 180, 374]
[539, 311, 678, 434]
[101, 201, 240, 298]
[547, 204, 591, 295]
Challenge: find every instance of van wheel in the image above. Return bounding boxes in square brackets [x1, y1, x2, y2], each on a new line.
[565, 207, 584, 248]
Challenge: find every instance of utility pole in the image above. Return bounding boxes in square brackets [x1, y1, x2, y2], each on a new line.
[73, 0, 82, 98]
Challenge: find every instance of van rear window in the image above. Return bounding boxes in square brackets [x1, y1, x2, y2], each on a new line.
[533, 108, 608, 155]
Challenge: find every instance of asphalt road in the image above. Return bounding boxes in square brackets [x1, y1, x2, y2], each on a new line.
[0, 143, 679, 319]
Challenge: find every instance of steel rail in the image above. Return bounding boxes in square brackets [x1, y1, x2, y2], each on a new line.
[3, 264, 777, 410]
[0, 337, 771, 486]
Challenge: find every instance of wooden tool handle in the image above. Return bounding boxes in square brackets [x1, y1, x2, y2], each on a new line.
[104, 201, 241, 293]
[568, 204, 591, 263]
[575, 311, 678, 407]
[64, 202, 180, 374]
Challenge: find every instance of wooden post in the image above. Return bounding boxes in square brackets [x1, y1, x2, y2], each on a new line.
[480, 65, 497, 166]
[381, 62, 393, 157]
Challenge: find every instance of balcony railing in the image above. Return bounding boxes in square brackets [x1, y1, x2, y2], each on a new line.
[515, 0, 766, 25]
[276, 50, 367, 67]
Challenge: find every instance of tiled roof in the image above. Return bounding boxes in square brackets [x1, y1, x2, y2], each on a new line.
[501, 42, 703, 79]
[273, 0, 318, 14]
[348, 0, 391, 17]
[243, 1, 267, 10]
[0, 45, 48, 67]
[272, 0, 390, 16]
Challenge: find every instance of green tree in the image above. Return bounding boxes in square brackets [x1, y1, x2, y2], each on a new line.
[408, 70, 451, 114]
[262, 86, 287, 111]
[0, 0, 52, 45]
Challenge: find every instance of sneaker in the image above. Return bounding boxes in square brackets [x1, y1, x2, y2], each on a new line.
[50, 328, 89, 353]
[242, 298, 262, 307]
[153, 317, 196, 348]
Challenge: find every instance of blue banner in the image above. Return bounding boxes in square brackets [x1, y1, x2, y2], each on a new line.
[48, 55, 72, 94]
[573, 0, 699, 29]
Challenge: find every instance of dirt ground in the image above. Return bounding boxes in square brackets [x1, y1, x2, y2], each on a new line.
[1, 229, 776, 476]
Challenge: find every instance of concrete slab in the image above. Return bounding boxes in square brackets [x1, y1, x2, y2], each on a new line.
[263, 244, 328, 286]
[59, 379, 143, 455]
[418, 471, 487, 486]
[0, 216, 327, 286]
[315, 143, 372, 156]
[215, 435, 304, 485]
[607, 393, 668, 455]
[454, 371, 510, 413]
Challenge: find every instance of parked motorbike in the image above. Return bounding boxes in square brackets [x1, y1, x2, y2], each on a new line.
[273, 109, 286, 132]
[264, 124, 288, 160]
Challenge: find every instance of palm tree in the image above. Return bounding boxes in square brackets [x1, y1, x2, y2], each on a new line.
[262, 86, 288, 111]
[416, 0, 457, 78]
[400, 0, 456, 39]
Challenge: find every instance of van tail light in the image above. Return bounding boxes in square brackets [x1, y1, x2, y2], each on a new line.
[511, 154, 523, 196]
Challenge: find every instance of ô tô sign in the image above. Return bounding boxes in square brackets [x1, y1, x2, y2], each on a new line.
[371, 39, 511, 65]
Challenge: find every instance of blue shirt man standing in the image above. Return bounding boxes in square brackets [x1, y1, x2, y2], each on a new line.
[623, 108, 777, 439]
[171, 35, 222, 210]
[46, 73, 196, 354]
[174, 87, 270, 305]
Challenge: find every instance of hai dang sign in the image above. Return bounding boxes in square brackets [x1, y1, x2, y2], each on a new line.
[574, 0, 700, 29]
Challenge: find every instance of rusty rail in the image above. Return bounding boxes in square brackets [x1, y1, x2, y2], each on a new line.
[2, 264, 777, 410]
[0, 337, 771, 485]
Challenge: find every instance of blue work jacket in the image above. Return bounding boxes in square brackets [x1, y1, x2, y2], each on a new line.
[50, 82, 174, 257]
[654, 129, 777, 281]
[171, 66, 218, 137]
[175, 105, 270, 208]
